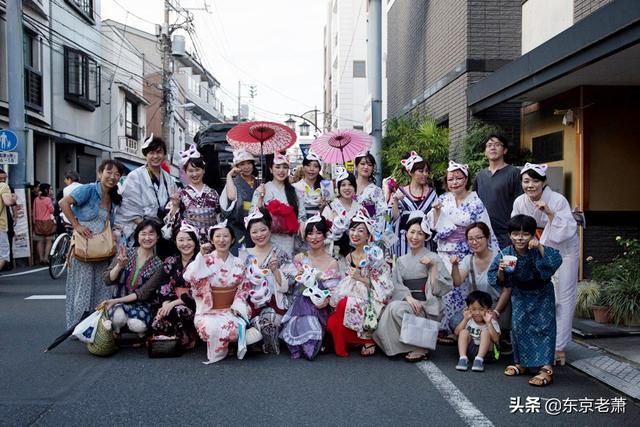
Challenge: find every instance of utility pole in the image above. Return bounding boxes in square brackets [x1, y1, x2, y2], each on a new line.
[367, 0, 382, 184]
[162, 0, 173, 151]
[7, 0, 27, 189]
[237, 80, 242, 121]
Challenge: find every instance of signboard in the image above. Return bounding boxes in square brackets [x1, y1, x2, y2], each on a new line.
[11, 188, 31, 259]
[299, 143, 311, 159]
[0, 152, 18, 164]
[0, 129, 18, 151]
[345, 160, 355, 173]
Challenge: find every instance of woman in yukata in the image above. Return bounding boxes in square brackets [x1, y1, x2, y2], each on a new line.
[427, 161, 498, 341]
[219, 149, 259, 249]
[322, 166, 362, 257]
[104, 222, 199, 349]
[389, 151, 438, 258]
[241, 208, 296, 354]
[293, 151, 326, 220]
[488, 214, 563, 387]
[354, 151, 387, 236]
[252, 153, 306, 254]
[183, 220, 255, 364]
[374, 211, 452, 361]
[327, 210, 394, 357]
[280, 213, 342, 360]
[163, 144, 220, 242]
[103, 219, 164, 338]
[511, 163, 579, 366]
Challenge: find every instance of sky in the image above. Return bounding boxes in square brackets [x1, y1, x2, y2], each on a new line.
[101, 0, 326, 124]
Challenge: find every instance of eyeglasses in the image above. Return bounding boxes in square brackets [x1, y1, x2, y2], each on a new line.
[485, 142, 503, 148]
[467, 236, 486, 243]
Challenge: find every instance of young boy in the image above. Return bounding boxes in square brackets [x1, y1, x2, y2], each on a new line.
[454, 290, 501, 372]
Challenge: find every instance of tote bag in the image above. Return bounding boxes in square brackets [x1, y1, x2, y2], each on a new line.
[400, 313, 440, 350]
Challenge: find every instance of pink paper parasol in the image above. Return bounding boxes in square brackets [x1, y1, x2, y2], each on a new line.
[310, 129, 372, 165]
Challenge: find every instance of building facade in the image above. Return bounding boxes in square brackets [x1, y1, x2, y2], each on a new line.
[468, 0, 639, 272]
[386, 0, 522, 156]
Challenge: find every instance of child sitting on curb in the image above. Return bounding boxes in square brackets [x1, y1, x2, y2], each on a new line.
[454, 290, 500, 372]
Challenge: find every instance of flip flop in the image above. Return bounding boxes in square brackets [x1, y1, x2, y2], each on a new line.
[405, 351, 428, 362]
[360, 344, 376, 357]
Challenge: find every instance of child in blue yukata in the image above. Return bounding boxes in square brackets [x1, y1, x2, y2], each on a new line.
[454, 290, 501, 372]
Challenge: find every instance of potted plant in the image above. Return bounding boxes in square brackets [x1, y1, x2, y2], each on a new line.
[601, 268, 640, 327]
[591, 291, 611, 324]
[576, 281, 600, 319]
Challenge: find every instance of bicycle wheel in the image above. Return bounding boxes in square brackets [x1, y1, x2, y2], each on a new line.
[49, 233, 71, 280]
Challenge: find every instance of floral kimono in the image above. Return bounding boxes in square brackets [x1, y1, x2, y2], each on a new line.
[141, 255, 198, 349]
[164, 184, 221, 242]
[280, 253, 342, 360]
[327, 251, 393, 356]
[427, 191, 498, 332]
[357, 183, 387, 236]
[220, 175, 259, 247]
[183, 252, 252, 364]
[293, 180, 322, 219]
[323, 198, 362, 257]
[104, 247, 163, 332]
[240, 245, 296, 354]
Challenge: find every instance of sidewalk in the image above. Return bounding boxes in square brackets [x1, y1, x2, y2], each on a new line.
[568, 318, 640, 400]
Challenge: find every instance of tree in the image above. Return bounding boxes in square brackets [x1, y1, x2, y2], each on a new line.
[382, 115, 449, 191]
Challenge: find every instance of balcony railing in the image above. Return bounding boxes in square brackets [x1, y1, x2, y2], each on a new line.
[118, 136, 141, 156]
[25, 66, 43, 112]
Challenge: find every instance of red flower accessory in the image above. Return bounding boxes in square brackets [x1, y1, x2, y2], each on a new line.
[265, 200, 299, 234]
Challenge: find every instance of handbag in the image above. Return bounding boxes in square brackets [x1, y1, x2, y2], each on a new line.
[400, 313, 440, 350]
[147, 335, 182, 358]
[87, 306, 118, 357]
[72, 310, 103, 343]
[34, 219, 56, 236]
[71, 217, 117, 262]
[362, 284, 378, 332]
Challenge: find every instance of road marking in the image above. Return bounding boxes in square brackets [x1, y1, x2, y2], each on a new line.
[1, 267, 48, 277]
[417, 361, 494, 427]
[25, 295, 66, 300]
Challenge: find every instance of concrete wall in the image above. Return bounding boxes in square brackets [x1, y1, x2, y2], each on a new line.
[522, 0, 573, 53]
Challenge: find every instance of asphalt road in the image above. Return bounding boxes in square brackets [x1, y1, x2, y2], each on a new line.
[0, 268, 638, 426]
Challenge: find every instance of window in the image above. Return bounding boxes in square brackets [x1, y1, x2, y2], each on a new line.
[24, 29, 42, 111]
[334, 94, 338, 109]
[65, 0, 94, 23]
[353, 60, 366, 78]
[125, 99, 139, 140]
[64, 46, 100, 111]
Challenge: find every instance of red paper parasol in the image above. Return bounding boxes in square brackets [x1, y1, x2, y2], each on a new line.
[227, 121, 297, 156]
[310, 129, 372, 165]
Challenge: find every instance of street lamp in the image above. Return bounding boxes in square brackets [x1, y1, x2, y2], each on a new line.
[285, 116, 296, 131]
[299, 121, 310, 137]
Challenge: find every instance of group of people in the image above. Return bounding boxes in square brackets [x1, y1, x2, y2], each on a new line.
[60, 133, 579, 387]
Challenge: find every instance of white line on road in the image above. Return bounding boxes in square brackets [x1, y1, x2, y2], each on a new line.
[417, 361, 494, 427]
[1, 267, 48, 277]
[25, 295, 66, 300]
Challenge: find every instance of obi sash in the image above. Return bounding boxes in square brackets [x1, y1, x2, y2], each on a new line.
[185, 207, 219, 229]
[211, 285, 238, 309]
[449, 225, 467, 242]
[403, 278, 427, 301]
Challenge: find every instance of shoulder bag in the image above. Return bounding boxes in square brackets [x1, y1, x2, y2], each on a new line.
[71, 216, 117, 262]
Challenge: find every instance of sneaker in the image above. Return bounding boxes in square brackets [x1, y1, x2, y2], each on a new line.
[456, 357, 469, 371]
[472, 357, 485, 372]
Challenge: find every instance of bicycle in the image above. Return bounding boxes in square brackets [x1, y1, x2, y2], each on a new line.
[49, 225, 72, 280]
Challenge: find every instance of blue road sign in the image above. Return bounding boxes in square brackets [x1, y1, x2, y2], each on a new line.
[0, 129, 18, 152]
[299, 143, 311, 158]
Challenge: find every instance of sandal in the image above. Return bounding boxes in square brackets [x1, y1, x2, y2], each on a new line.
[405, 351, 428, 362]
[504, 364, 525, 376]
[529, 368, 553, 387]
[437, 332, 456, 345]
[360, 344, 376, 357]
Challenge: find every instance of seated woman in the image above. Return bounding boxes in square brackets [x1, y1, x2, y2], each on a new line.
[280, 213, 342, 360]
[450, 222, 507, 335]
[327, 210, 394, 357]
[103, 219, 164, 338]
[374, 211, 452, 361]
[183, 220, 254, 364]
[241, 208, 296, 355]
[488, 214, 562, 387]
[104, 221, 199, 349]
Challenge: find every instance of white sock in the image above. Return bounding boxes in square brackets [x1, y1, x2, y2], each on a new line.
[459, 356, 468, 361]
[475, 356, 484, 363]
